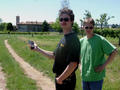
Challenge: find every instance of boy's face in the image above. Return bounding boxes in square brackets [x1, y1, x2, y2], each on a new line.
[59, 14, 73, 29]
[83, 23, 94, 35]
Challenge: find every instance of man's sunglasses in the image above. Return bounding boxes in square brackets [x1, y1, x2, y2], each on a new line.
[85, 26, 93, 29]
[59, 18, 70, 22]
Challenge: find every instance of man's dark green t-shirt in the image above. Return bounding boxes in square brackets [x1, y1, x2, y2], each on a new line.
[53, 32, 80, 75]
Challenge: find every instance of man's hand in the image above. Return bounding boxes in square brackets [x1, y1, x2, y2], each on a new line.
[95, 64, 105, 72]
[56, 77, 63, 84]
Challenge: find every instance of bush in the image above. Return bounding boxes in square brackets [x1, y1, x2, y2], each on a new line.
[0, 31, 50, 35]
[94, 28, 120, 38]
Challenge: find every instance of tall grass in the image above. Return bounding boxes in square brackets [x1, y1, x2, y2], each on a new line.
[0, 36, 38, 90]
[4, 34, 120, 90]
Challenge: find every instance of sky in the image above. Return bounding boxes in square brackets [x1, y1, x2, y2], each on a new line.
[0, 0, 120, 25]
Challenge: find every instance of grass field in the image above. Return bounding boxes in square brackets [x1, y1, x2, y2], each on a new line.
[0, 33, 120, 90]
[0, 36, 38, 90]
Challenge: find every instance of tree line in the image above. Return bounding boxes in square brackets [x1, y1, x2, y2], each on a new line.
[0, 10, 120, 34]
[0, 22, 16, 32]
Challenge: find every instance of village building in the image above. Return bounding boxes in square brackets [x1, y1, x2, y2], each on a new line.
[16, 16, 53, 32]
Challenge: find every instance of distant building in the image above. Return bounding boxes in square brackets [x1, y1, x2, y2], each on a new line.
[16, 16, 20, 29]
[16, 16, 54, 32]
[95, 24, 113, 28]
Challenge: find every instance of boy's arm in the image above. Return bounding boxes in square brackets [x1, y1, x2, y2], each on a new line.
[56, 62, 78, 84]
[95, 49, 118, 72]
[35, 46, 55, 59]
[28, 41, 55, 59]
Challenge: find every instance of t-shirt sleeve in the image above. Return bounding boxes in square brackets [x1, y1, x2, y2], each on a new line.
[101, 37, 116, 55]
[66, 39, 80, 63]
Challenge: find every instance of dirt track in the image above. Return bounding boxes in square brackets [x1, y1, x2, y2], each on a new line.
[0, 66, 7, 90]
[4, 40, 55, 90]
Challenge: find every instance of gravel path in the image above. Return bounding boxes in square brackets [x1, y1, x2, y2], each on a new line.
[5, 40, 55, 90]
[0, 66, 8, 90]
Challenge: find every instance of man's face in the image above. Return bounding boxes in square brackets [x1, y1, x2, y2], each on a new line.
[59, 14, 73, 29]
[83, 23, 94, 35]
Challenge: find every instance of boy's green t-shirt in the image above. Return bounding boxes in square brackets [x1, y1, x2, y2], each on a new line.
[80, 34, 116, 81]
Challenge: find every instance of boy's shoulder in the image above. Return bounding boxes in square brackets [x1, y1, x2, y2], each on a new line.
[94, 34, 105, 40]
[80, 36, 86, 42]
[80, 34, 105, 43]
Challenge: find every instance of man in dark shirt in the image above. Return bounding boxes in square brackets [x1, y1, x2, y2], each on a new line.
[30, 8, 80, 90]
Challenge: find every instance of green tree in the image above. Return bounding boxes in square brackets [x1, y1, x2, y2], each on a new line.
[111, 24, 118, 28]
[50, 18, 62, 32]
[80, 19, 83, 30]
[95, 19, 100, 28]
[6, 23, 14, 31]
[72, 22, 80, 34]
[96, 13, 114, 29]
[80, 10, 92, 29]
[41, 20, 50, 32]
[0, 23, 5, 31]
[0, 22, 14, 32]
[83, 10, 92, 19]
[3, 23, 8, 32]
[0, 18, 2, 23]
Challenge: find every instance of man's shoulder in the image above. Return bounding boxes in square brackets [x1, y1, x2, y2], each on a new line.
[71, 32, 79, 38]
[66, 32, 79, 42]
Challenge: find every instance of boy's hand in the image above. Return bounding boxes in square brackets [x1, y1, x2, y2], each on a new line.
[28, 40, 37, 50]
[95, 64, 105, 72]
[56, 77, 63, 85]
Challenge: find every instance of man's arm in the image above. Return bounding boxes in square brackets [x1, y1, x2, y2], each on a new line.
[95, 49, 118, 72]
[34, 46, 55, 60]
[56, 62, 78, 84]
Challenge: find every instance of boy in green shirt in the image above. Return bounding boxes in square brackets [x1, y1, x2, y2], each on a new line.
[80, 18, 117, 90]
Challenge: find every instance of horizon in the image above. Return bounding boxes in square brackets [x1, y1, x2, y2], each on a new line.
[0, 0, 120, 25]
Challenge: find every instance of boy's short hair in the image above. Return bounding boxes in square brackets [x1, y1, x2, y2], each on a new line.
[59, 8, 74, 21]
[83, 18, 95, 26]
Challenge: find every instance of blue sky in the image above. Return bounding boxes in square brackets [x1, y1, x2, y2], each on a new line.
[0, 0, 120, 25]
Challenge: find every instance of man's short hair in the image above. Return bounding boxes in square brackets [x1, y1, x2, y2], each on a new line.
[83, 18, 95, 26]
[59, 8, 74, 22]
